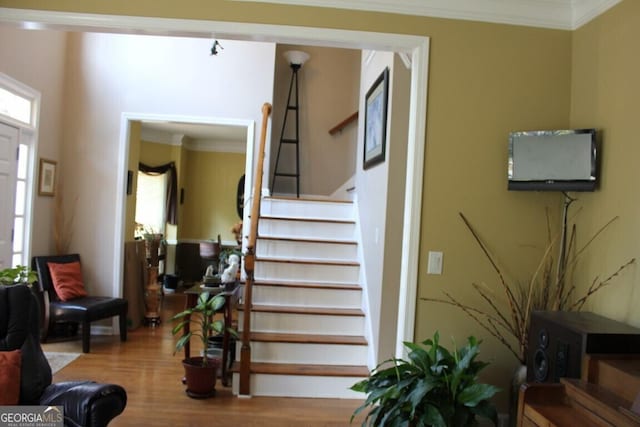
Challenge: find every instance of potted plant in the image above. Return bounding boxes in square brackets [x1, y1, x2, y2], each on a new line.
[171, 291, 232, 398]
[351, 331, 499, 427]
[0, 265, 37, 286]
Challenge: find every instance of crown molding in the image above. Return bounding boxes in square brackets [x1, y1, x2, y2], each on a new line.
[184, 139, 246, 153]
[140, 129, 245, 153]
[229, 0, 622, 30]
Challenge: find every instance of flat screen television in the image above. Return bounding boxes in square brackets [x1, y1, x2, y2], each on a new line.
[508, 128, 597, 191]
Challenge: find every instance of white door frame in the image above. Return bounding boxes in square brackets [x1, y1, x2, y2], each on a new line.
[116, 113, 255, 296]
[0, 8, 429, 356]
[0, 72, 40, 268]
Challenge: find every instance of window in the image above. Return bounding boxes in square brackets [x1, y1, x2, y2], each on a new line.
[135, 171, 168, 237]
[0, 73, 40, 268]
[0, 86, 32, 125]
[12, 144, 29, 266]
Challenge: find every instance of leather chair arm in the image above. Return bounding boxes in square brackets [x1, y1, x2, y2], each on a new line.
[39, 381, 127, 427]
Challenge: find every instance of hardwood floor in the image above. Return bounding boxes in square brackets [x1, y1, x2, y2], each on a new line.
[43, 291, 367, 426]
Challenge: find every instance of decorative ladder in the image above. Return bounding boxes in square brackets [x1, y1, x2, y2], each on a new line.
[271, 62, 302, 198]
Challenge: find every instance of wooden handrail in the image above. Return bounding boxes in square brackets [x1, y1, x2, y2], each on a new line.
[328, 111, 358, 135]
[239, 102, 272, 395]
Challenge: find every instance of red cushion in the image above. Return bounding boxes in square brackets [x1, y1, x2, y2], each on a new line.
[48, 261, 88, 301]
[0, 350, 21, 405]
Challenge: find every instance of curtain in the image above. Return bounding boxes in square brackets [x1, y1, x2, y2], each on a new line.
[138, 161, 178, 225]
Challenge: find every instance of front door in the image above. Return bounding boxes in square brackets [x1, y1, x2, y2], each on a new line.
[0, 122, 18, 268]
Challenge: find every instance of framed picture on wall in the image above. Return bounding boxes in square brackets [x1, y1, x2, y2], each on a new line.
[363, 67, 389, 170]
[38, 158, 57, 196]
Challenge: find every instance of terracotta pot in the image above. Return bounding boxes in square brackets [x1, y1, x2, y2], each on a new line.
[182, 357, 220, 398]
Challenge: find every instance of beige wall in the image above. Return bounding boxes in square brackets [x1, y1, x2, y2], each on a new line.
[569, 1, 640, 324]
[0, 0, 596, 410]
[271, 44, 360, 196]
[0, 26, 67, 257]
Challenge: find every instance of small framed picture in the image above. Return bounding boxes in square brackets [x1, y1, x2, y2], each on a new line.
[38, 158, 57, 196]
[363, 67, 389, 170]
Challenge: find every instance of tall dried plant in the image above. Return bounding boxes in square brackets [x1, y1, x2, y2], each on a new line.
[53, 176, 77, 255]
[423, 211, 635, 364]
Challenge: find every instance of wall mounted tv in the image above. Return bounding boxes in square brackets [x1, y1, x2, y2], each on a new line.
[508, 128, 597, 192]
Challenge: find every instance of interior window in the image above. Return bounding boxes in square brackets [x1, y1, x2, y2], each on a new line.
[134, 171, 168, 237]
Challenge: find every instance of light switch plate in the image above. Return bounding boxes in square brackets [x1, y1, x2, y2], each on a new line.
[427, 251, 443, 275]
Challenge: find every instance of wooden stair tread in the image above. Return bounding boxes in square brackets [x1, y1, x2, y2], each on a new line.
[251, 332, 367, 345]
[238, 304, 364, 317]
[256, 256, 359, 266]
[257, 235, 357, 245]
[524, 403, 602, 427]
[232, 362, 369, 377]
[266, 196, 353, 204]
[259, 215, 355, 224]
[254, 280, 361, 291]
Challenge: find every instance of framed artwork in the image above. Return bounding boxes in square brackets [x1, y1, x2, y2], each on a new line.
[363, 67, 389, 170]
[38, 158, 57, 196]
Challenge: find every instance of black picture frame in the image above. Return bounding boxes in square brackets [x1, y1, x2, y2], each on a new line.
[363, 67, 389, 170]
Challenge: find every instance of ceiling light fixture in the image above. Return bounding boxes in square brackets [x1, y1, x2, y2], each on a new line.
[210, 40, 224, 56]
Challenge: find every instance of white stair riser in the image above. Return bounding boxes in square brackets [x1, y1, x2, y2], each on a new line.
[232, 373, 365, 399]
[256, 239, 357, 261]
[256, 261, 359, 283]
[253, 285, 361, 308]
[239, 311, 364, 336]
[261, 199, 354, 220]
[241, 342, 368, 365]
[259, 218, 355, 240]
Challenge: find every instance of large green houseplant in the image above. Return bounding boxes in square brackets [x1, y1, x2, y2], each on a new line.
[171, 291, 233, 398]
[0, 265, 37, 286]
[351, 332, 499, 427]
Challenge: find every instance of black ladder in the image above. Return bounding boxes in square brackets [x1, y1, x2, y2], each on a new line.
[271, 63, 302, 198]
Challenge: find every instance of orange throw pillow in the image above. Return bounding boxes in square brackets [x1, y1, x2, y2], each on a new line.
[0, 350, 21, 405]
[48, 261, 88, 301]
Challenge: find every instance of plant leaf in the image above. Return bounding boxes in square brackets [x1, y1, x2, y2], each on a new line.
[458, 383, 500, 407]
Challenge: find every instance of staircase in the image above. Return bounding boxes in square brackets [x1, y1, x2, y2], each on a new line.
[232, 196, 369, 398]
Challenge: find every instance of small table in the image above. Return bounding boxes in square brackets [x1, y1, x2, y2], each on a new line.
[182, 284, 235, 386]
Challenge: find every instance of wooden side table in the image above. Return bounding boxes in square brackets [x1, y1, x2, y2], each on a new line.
[182, 284, 235, 386]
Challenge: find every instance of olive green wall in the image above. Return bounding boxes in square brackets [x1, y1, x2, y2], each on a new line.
[180, 150, 245, 242]
[568, 0, 640, 324]
[132, 140, 243, 243]
[0, 0, 586, 409]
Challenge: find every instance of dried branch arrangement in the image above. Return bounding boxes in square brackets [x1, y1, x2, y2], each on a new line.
[422, 211, 635, 364]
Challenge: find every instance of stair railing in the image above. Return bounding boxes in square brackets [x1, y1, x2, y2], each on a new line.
[240, 102, 272, 395]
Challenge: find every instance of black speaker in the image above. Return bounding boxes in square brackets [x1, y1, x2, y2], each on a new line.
[527, 311, 640, 383]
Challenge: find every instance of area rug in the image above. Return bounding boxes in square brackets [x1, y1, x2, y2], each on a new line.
[45, 352, 80, 374]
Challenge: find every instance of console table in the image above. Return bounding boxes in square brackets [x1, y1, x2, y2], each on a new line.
[182, 284, 235, 386]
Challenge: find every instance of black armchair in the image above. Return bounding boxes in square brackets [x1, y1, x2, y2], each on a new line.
[32, 254, 128, 353]
[0, 284, 126, 426]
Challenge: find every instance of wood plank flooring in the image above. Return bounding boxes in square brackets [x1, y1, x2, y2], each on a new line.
[43, 291, 366, 426]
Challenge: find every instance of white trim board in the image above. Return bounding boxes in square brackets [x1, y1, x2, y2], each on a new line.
[0, 8, 428, 358]
[228, 0, 623, 30]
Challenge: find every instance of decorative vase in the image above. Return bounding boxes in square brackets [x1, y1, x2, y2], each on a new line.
[509, 363, 527, 427]
[182, 357, 220, 398]
[144, 266, 162, 326]
[144, 235, 162, 267]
